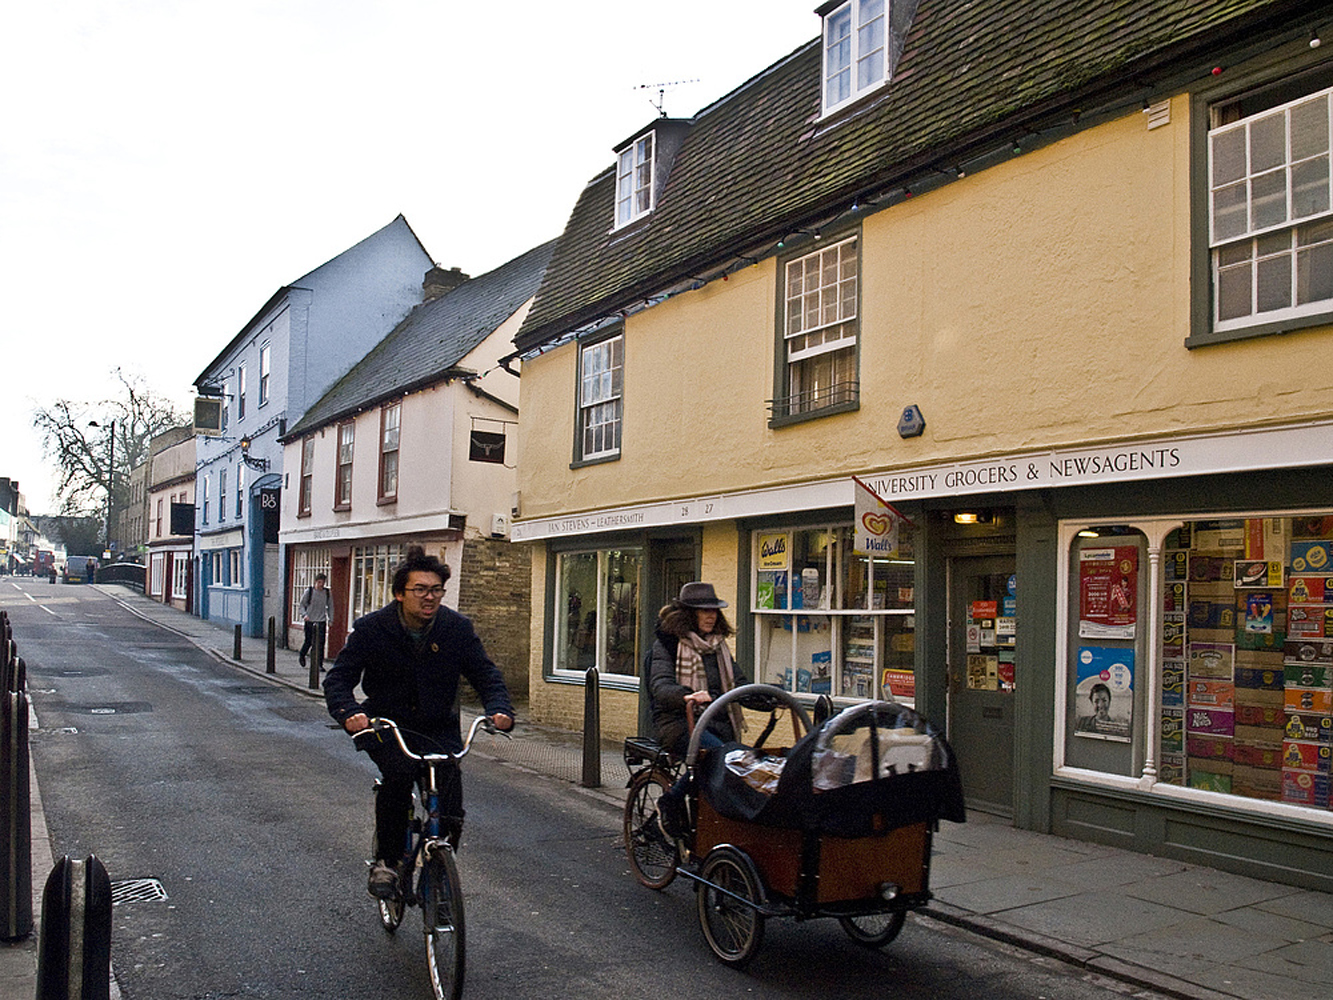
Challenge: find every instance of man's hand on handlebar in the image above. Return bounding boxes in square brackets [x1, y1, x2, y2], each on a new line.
[343, 711, 513, 735]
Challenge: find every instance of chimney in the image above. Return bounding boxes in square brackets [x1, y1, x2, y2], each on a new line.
[423, 265, 469, 301]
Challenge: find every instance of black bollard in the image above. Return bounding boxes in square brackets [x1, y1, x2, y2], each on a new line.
[233, 624, 242, 661]
[36, 855, 112, 1000]
[1, 689, 32, 941]
[581, 667, 601, 788]
[266, 617, 276, 674]
[308, 621, 325, 689]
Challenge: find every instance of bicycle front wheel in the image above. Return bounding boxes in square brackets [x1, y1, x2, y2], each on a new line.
[421, 843, 465, 1000]
[624, 768, 679, 889]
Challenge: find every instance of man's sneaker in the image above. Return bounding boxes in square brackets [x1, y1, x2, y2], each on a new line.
[367, 861, 399, 900]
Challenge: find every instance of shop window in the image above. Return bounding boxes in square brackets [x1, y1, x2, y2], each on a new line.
[290, 547, 332, 625]
[350, 543, 406, 621]
[553, 547, 642, 679]
[172, 556, 188, 597]
[1059, 513, 1333, 820]
[752, 522, 915, 705]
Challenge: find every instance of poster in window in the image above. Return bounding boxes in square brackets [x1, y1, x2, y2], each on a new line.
[1078, 546, 1138, 639]
[1074, 646, 1133, 741]
[967, 654, 998, 691]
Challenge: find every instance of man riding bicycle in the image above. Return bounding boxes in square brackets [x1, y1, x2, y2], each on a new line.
[324, 545, 515, 900]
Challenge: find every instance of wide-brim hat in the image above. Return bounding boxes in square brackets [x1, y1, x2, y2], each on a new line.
[678, 581, 728, 609]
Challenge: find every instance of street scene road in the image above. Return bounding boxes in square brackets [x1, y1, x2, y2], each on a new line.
[3, 579, 1173, 999]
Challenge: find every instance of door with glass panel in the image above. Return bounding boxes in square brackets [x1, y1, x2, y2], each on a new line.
[948, 555, 1017, 816]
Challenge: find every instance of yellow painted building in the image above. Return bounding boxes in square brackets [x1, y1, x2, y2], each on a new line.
[510, 1, 1333, 889]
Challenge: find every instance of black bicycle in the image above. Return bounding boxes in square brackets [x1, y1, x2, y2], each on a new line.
[356, 715, 505, 1000]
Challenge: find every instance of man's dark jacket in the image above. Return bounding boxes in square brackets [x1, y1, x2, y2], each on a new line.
[323, 602, 514, 752]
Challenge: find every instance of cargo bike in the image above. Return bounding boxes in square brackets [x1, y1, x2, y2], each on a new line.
[623, 683, 965, 968]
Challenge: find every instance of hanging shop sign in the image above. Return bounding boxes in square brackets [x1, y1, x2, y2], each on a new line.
[852, 476, 906, 558]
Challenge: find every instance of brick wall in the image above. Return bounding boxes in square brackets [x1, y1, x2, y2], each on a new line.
[456, 536, 530, 697]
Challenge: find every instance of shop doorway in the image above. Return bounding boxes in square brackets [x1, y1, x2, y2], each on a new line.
[947, 554, 1017, 816]
[637, 539, 698, 734]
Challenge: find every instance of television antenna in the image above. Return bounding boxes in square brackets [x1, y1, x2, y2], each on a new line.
[637, 79, 698, 117]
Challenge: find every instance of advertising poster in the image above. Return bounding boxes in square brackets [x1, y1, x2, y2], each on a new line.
[1079, 546, 1139, 639]
[1074, 646, 1134, 741]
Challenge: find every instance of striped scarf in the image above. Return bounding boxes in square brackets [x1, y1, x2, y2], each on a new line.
[676, 631, 745, 739]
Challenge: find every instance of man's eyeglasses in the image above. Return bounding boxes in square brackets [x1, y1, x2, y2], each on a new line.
[406, 585, 446, 597]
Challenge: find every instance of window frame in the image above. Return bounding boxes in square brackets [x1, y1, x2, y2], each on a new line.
[751, 521, 916, 704]
[770, 232, 862, 426]
[614, 132, 655, 229]
[574, 331, 625, 466]
[218, 467, 227, 521]
[202, 474, 210, 525]
[237, 364, 247, 420]
[378, 401, 401, 502]
[235, 463, 244, 520]
[550, 544, 644, 686]
[259, 343, 271, 406]
[820, 0, 890, 117]
[334, 419, 355, 510]
[298, 436, 314, 517]
[1054, 512, 1333, 830]
[1190, 50, 1333, 347]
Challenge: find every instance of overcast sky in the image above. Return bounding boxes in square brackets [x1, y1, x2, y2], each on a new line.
[1, 1, 820, 516]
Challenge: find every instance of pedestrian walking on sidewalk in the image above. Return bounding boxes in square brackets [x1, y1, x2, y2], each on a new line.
[299, 573, 331, 668]
[323, 545, 515, 901]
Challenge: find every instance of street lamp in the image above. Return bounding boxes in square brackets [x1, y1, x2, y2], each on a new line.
[88, 419, 114, 557]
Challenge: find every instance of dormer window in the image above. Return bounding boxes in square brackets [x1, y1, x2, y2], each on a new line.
[822, 0, 889, 115]
[615, 132, 655, 228]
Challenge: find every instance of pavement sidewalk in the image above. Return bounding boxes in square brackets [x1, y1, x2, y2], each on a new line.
[6, 584, 1333, 1000]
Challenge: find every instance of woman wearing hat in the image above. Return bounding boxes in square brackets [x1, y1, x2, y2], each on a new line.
[649, 581, 748, 759]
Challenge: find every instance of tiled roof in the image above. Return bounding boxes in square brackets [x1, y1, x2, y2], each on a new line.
[515, 0, 1315, 352]
[286, 239, 555, 438]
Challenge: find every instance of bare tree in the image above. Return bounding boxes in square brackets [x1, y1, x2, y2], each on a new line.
[32, 369, 189, 523]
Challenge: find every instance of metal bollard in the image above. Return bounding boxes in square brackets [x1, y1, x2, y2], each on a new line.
[266, 617, 276, 675]
[581, 667, 601, 788]
[2, 689, 32, 941]
[233, 624, 242, 661]
[308, 621, 325, 689]
[36, 855, 112, 1000]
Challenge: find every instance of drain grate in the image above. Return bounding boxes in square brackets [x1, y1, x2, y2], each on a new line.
[111, 878, 168, 904]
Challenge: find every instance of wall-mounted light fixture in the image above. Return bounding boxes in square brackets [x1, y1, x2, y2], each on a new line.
[239, 435, 269, 471]
[953, 511, 994, 525]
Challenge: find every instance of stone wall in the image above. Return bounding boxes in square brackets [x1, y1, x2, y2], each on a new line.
[456, 536, 530, 697]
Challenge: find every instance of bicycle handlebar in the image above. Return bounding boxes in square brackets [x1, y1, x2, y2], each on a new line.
[356, 714, 508, 762]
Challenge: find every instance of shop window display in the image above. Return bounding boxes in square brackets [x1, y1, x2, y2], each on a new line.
[752, 523, 915, 705]
[553, 547, 642, 678]
[1062, 514, 1333, 817]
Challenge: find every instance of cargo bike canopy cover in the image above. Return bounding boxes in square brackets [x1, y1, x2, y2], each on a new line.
[690, 686, 966, 838]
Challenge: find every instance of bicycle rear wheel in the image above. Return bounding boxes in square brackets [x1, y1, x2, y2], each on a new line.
[624, 768, 679, 889]
[421, 843, 465, 1000]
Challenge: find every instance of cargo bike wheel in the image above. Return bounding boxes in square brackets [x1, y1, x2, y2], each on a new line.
[624, 768, 680, 889]
[696, 846, 766, 968]
[839, 910, 906, 948]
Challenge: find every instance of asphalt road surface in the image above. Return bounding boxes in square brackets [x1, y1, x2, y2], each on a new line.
[7, 578, 1168, 999]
